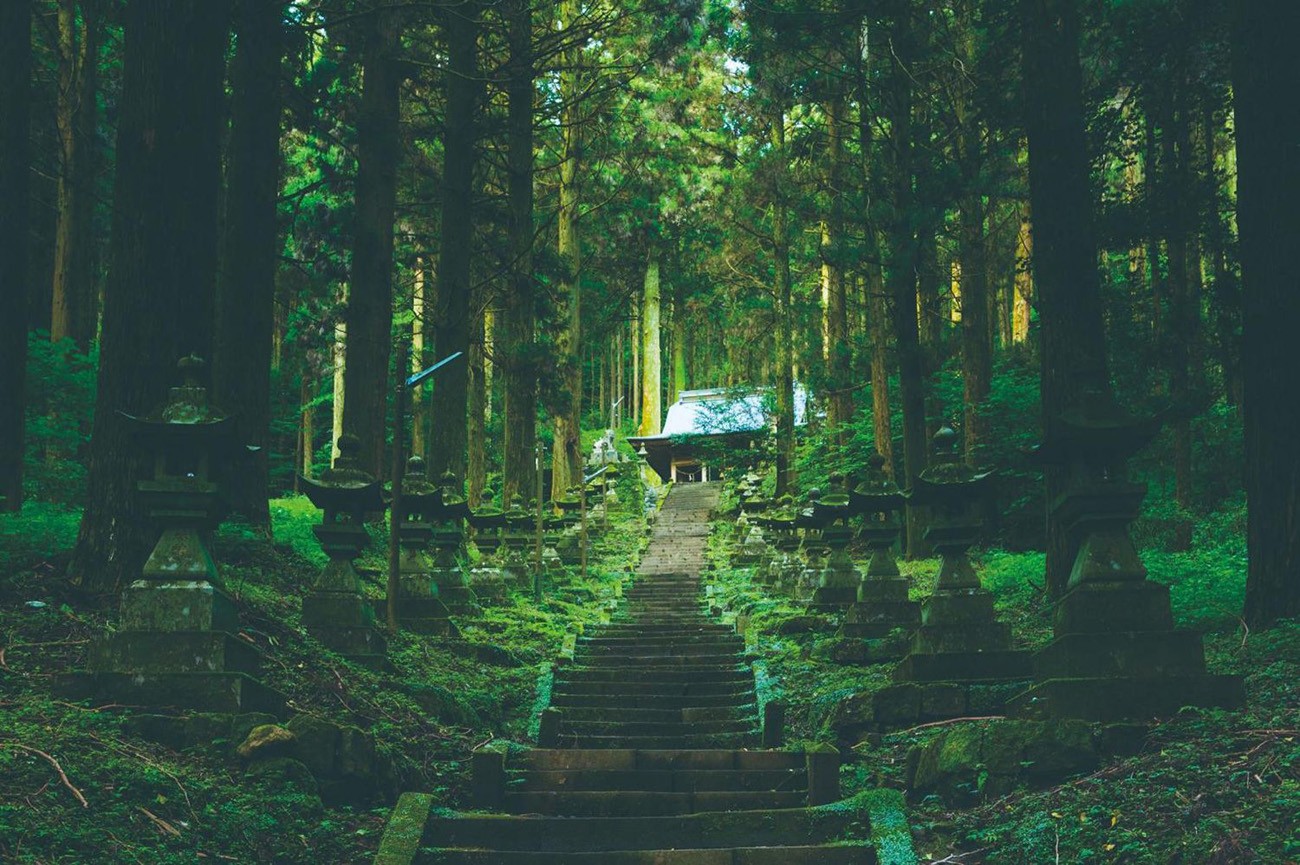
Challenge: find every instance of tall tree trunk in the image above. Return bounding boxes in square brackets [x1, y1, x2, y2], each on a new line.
[1164, 94, 1197, 546]
[50, 0, 101, 350]
[1013, 202, 1033, 345]
[342, 5, 402, 478]
[959, 196, 992, 462]
[885, 12, 928, 556]
[411, 259, 428, 461]
[68, 0, 230, 591]
[637, 251, 662, 437]
[215, 0, 284, 533]
[332, 291, 346, 460]
[1235, 0, 1300, 627]
[1203, 103, 1240, 409]
[468, 303, 486, 507]
[671, 299, 687, 405]
[501, 0, 536, 507]
[1021, 0, 1111, 600]
[429, 0, 480, 486]
[772, 110, 795, 496]
[823, 91, 851, 445]
[551, 0, 583, 498]
[0, 0, 33, 513]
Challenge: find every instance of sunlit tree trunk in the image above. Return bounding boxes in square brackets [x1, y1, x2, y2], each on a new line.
[68, 0, 230, 590]
[332, 291, 346, 461]
[1012, 204, 1033, 345]
[1235, 0, 1300, 627]
[959, 197, 991, 463]
[468, 304, 486, 508]
[501, 0, 536, 507]
[410, 259, 428, 461]
[671, 299, 688, 406]
[342, 4, 402, 478]
[0, 0, 33, 513]
[638, 251, 662, 437]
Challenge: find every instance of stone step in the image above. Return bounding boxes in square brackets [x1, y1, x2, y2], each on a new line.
[422, 806, 858, 852]
[513, 749, 802, 771]
[501, 789, 807, 816]
[589, 624, 734, 635]
[554, 669, 752, 686]
[506, 767, 806, 792]
[552, 706, 757, 723]
[550, 693, 757, 710]
[552, 731, 760, 749]
[571, 653, 746, 667]
[556, 718, 758, 738]
[578, 636, 744, 648]
[415, 847, 874, 864]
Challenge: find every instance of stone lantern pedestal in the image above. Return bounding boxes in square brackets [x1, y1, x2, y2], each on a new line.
[63, 357, 283, 714]
[468, 506, 508, 601]
[500, 507, 534, 587]
[808, 476, 862, 611]
[1010, 391, 1243, 721]
[871, 428, 1032, 731]
[839, 456, 920, 657]
[392, 458, 456, 635]
[422, 471, 478, 615]
[299, 435, 388, 668]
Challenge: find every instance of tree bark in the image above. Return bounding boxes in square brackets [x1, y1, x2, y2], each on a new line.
[1021, 0, 1110, 600]
[822, 91, 851, 445]
[429, 0, 481, 486]
[410, 259, 428, 461]
[68, 0, 230, 591]
[501, 0, 536, 507]
[468, 304, 486, 508]
[1235, 0, 1300, 627]
[551, 0, 583, 498]
[885, 11, 928, 556]
[960, 196, 992, 463]
[771, 110, 795, 496]
[0, 0, 33, 513]
[671, 298, 688, 406]
[342, 4, 402, 478]
[50, 0, 101, 350]
[215, 0, 285, 533]
[332, 289, 346, 460]
[637, 251, 662, 437]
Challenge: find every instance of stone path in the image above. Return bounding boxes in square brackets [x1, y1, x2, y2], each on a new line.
[377, 482, 878, 863]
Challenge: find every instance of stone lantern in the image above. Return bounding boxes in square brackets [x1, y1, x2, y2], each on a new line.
[300, 434, 389, 667]
[1011, 389, 1243, 720]
[794, 489, 831, 602]
[500, 500, 535, 587]
[840, 453, 920, 649]
[756, 495, 801, 591]
[870, 426, 1032, 731]
[69, 356, 282, 713]
[807, 473, 861, 610]
[467, 490, 508, 601]
[392, 456, 456, 635]
[426, 470, 477, 614]
[554, 487, 584, 567]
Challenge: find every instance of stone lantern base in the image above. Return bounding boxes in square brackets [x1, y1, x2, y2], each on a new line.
[869, 587, 1033, 731]
[303, 589, 389, 670]
[809, 562, 862, 611]
[1008, 580, 1243, 721]
[60, 579, 284, 715]
[468, 565, 509, 601]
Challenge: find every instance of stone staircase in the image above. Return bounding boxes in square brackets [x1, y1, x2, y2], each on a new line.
[375, 482, 878, 864]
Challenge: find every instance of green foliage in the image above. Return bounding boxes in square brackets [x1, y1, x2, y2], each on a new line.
[22, 333, 97, 504]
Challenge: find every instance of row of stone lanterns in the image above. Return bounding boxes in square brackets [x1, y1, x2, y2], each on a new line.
[65, 359, 618, 713]
[730, 395, 1242, 729]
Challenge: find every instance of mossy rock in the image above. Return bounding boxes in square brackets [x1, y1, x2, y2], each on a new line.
[285, 713, 398, 806]
[908, 719, 1101, 806]
[246, 756, 321, 800]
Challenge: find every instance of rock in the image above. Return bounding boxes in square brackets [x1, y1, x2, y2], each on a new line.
[246, 757, 320, 798]
[812, 689, 876, 745]
[447, 639, 526, 667]
[285, 714, 398, 806]
[237, 723, 296, 760]
[123, 711, 278, 756]
[908, 719, 1102, 806]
